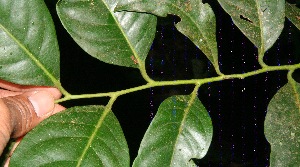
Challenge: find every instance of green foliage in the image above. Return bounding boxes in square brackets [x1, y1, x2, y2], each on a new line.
[0, 0, 299, 166]
[133, 94, 212, 167]
[56, 0, 157, 69]
[285, 2, 300, 30]
[217, 0, 285, 67]
[0, 0, 60, 86]
[265, 79, 300, 166]
[10, 105, 130, 167]
[116, 0, 221, 75]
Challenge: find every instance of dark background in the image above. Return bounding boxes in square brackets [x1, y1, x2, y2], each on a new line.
[46, 1, 300, 166]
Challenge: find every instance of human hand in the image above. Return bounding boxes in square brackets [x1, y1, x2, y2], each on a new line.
[0, 79, 65, 162]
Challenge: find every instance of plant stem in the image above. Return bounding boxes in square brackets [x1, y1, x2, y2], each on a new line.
[287, 69, 300, 113]
[55, 63, 300, 103]
[258, 48, 267, 68]
[214, 63, 224, 76]
[139, 62, 155, 83]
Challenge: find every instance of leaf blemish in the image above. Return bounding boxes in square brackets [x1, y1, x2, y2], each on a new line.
[131, 55, 138, 64]
[263, 8, 267, 12]
[184, 0, 192, 12]
[240, 15, 253, 23]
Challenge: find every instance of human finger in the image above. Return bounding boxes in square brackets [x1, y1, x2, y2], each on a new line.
[0, 79, 62, 100]
[0, 90, 65, 155]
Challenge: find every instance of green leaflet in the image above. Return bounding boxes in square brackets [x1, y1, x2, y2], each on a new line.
[10, 105, 130, 167]
[56, 0, 157, 68]
[116, 0, 221, 74]
[285, 2, 300, 30]
[0, 0, 60, 86]
[217, 0, 285, 53]
[265, 82, 300, 166]
[133, 95, 212, 167]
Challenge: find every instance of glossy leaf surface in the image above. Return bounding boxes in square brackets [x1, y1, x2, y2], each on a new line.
[116, 0, 221, 74]
[133, 95, 212, 167]
[265, 82, 300, 166]
[285, 2, 300, 30]
[217, 0, 285, 52]
[0, 0, 60, 86]
[56, 0, 156, 68]
[10, 105, 129, 167]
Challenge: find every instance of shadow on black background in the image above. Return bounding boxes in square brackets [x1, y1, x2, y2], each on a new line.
[45, 1, 300, 166]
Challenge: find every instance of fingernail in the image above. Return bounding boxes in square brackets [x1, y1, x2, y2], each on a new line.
[28, 91, 55, 117]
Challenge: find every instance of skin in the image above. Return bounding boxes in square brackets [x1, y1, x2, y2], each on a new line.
[0, 79, 65, 165]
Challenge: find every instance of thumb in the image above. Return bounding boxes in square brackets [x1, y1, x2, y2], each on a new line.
[0, 91, 56, 155]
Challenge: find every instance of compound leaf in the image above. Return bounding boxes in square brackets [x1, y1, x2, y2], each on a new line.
[217, 0, 285, 53]
[10, 105, 130, 167]
[116, 0, 221, 74]
[56, 0, 156, 68]
[133, 95, 212, 167]
[0, 0, 60, 86]
[265, 82, 300, 166]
